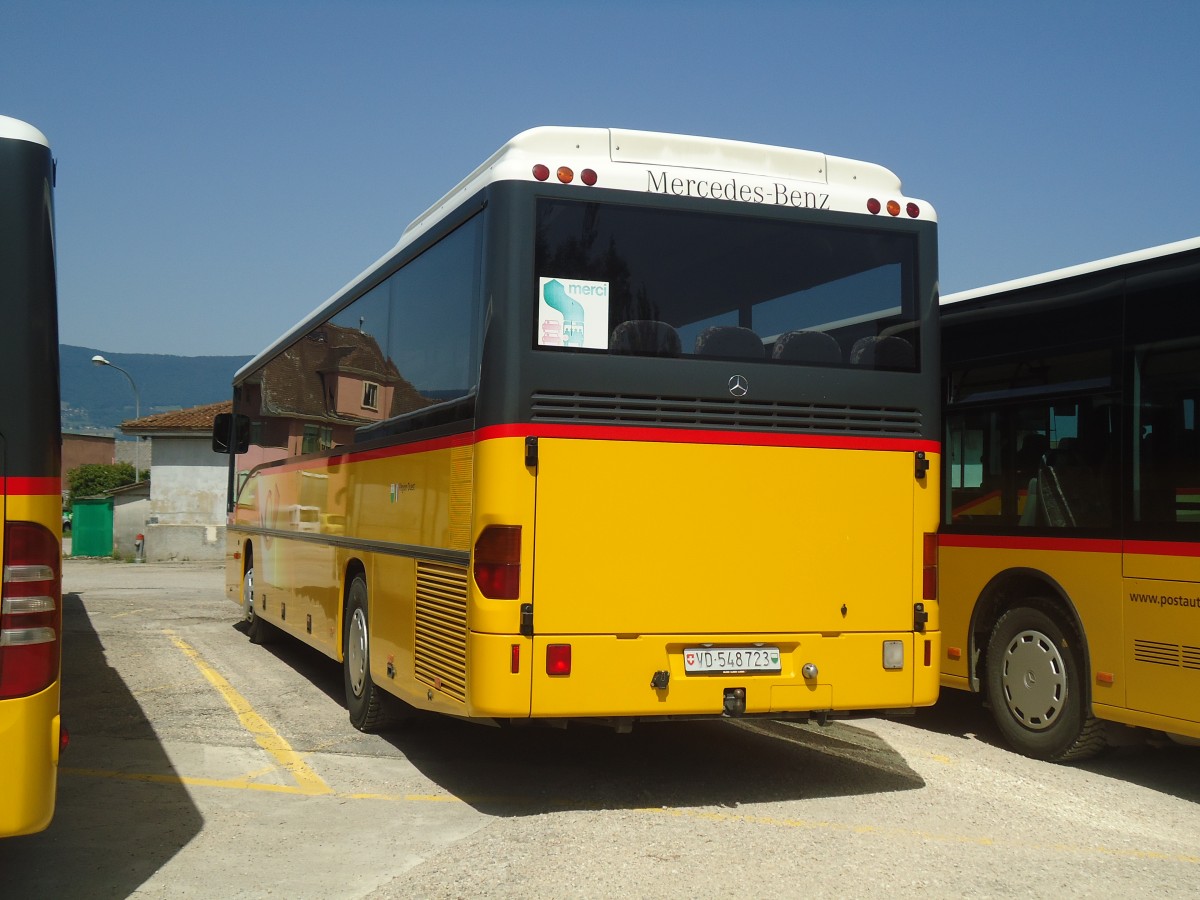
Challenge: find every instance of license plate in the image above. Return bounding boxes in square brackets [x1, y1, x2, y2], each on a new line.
[683, 646, 781, 674]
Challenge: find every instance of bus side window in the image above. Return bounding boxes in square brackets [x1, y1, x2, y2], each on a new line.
[947, 413, 1004, 524]
[1134, 343, 1200, 526]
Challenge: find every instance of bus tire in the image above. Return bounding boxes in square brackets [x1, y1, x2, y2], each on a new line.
[343, 576, 390, 733]
[984, 603, 1105, 762]
[244, 565, 272, 645]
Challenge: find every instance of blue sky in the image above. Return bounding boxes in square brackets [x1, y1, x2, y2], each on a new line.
[4, 1, 1198, 357]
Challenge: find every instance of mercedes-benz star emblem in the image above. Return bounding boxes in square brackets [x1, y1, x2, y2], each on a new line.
[728, 374, 749, 397]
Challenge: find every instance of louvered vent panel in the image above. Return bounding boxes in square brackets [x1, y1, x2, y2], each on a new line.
[414, 562, 468, 704]
[448, 445, 473, 549]
[1184, 645, 1200, 671]
[531, 391, 923, 438]
[1134, 639, 1181, 667]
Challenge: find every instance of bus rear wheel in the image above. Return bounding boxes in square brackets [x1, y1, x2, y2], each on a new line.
[984, 603, 1104, 762]
[243, 564, 272, 645]
[343, 576, 391, 733]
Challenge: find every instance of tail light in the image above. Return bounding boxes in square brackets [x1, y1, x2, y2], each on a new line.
[922, 532, 938, 601]
[546, 643, 572, 676]
[1, 521, 62, 699]
[474, 525, 521, 599]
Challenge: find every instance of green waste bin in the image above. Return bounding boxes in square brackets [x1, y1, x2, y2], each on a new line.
[70, 497, 114, 557]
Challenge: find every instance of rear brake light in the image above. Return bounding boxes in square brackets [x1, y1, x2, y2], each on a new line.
[1, 521, 62, 699]
[546, 643, 571, 676]
[922, 532, 937, 601]
[473, 525, 521, 599]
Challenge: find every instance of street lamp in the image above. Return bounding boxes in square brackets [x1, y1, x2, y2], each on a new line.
[92, 354, 142, 483]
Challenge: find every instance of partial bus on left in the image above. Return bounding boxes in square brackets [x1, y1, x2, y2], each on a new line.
[0, 114, 64, 838]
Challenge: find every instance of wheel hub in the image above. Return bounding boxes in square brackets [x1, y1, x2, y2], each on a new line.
[1001, 629, 1067, 731]
[347, 608, 368, 698]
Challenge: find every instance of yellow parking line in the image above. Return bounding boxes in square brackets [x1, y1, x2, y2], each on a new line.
[60, 767, 319, 795]
[163, 630, 332, 795]
[58, 766, 466, 805]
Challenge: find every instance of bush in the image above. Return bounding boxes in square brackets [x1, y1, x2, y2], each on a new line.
[67, 462, 138, 505]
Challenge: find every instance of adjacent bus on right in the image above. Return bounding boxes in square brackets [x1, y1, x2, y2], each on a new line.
[939, 236, 1200, 760]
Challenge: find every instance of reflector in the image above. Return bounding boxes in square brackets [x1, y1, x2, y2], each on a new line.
[546, 643, 571, 676]
[882, 640, 904, 670]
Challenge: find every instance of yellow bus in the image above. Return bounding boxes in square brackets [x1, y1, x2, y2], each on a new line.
[215, 127, 941, 732]
[0, 115, 64, 836]
[941, 237, 1200, 760]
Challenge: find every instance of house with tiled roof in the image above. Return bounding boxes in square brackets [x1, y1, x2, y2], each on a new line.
[238, 322, 429, 461]
[119, 399, 231, 562]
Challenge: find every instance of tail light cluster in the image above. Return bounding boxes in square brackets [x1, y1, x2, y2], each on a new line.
[473, 525, 521, 600]
[532, 163, 599, 186]
[0, 521, 62, 699]
[868, 197, 921, 218]
[922, 532, 938, 601]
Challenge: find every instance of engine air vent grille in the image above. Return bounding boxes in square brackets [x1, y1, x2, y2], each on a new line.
[414, 562, 468, 704]
[531, 391, 923, 438]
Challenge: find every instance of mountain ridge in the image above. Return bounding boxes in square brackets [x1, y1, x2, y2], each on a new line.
[60, 344, 251, 434]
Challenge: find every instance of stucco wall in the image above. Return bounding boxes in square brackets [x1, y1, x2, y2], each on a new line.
[143, 435, 228, 562]
[113, 491, 151, 558]
[144, 523, 224, 562]
[147, 436, 227, 525]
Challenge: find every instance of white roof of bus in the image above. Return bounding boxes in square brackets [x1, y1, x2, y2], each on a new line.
[942, 235, 1200, 306]
[398, 126, 911, 250]
[0, 115, 49, 147]
[237, 126, 925, 382]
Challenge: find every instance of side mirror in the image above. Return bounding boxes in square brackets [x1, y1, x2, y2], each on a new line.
[212, 413, 250, 454]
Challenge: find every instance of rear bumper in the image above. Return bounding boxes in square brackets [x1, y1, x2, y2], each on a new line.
[467, 630, 939, 719]
[0, 683, 60, 837]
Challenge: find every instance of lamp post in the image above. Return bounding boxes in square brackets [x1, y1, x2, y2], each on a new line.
[91, 354, 142, 483]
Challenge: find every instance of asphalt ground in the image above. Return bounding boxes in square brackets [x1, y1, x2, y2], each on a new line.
[0, 557, 1196, 898]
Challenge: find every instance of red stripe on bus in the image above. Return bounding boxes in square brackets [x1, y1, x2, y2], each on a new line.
[1, 476, 62, 496]
[259, 432, 476, 476]
[1124, 540, 1200, 558]
[941, 533, 1200, 559]
[475, 423, 940, 454]
[937, 533, 1122, 554]
[250, 424, 938, 479]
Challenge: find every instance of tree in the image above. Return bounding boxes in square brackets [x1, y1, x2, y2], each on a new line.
[67, 463, 138, 506]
